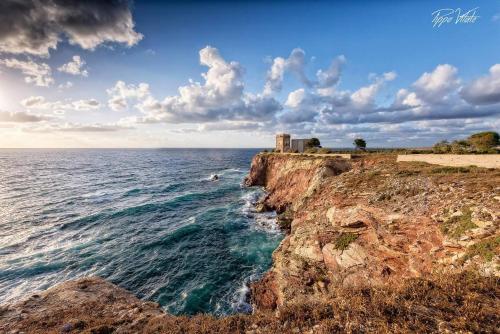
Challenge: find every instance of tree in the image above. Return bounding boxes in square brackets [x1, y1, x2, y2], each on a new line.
[433, 140, 451, 154]
[467, 131, 499, 150]
[306, 138, 321, 148]
[450, 140, 470, 154]
[353, 138, 366, 150]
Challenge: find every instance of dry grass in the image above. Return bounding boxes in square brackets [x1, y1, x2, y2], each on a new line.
[141, 271, 499, 334]
[461, 236, 500, 263]
[3, 272, 498, 333]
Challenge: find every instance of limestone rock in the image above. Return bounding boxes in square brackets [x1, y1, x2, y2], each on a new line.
[326, 206, 375, 230]
[322, 242, 367, 272]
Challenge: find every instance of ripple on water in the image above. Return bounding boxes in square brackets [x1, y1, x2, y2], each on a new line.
[0, 149, 282, 315]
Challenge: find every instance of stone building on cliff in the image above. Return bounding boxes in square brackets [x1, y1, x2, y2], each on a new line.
[275, 133, 291, 152]
[275, 133, 310, 153]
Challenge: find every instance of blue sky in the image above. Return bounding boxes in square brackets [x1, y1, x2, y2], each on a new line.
[0, 0, 499, 147]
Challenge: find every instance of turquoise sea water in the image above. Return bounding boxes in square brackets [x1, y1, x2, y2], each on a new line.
[0, 149, 282, 315]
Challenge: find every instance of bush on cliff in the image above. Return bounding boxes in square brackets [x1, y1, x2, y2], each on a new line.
[432, 131, 499, 154]
[433, 140, 452, 153]
[468, 131, 499, 150]
[306, 138, 321, 148]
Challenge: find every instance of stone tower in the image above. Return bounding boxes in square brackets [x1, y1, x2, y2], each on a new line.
[276, 133, 291, 152]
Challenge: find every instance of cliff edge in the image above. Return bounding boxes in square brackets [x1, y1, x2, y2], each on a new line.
[245, 153, 499, 311]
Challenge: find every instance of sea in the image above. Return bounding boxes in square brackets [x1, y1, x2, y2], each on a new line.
[0, 149, 282, 316]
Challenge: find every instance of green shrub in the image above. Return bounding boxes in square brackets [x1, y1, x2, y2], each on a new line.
[306, 138, 321, 148]
[354, 138, 366, 150]
[433, 140, 451, 153]
[334, 233, 358, 250]
[450, 140, 471, 154]
[440, 208, 477, 238]
[461, 236, 500, 263]
[467, 131, 499, 150]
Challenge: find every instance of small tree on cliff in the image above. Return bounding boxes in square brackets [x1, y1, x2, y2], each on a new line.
[306, 138, 321, 148]
[467, 131, 499, 151]
[354, 138, 366, 151]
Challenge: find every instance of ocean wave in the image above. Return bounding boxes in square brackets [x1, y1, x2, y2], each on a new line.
[0, 148, 282, 316]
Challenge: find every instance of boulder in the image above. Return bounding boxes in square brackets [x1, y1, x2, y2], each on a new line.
[326, 206, 375, 230]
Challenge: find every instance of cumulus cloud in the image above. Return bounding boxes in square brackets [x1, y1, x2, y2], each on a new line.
[0, 0, 143, 57]
[273, 59, 500, 131]
[114, 46, 282, 123]
[0, 110, 46, 122]
[412, 64, 460, 104]
[58, 55, 88, 76]
[0, 58, 53, 86]
[107, 81, 150, 111]
[316, 55, 346, 88]
[263, 56, 286, 95]
[279, 71, 396, 124]
[21, 96, 101, 112]
[460, 64, 500, 105]
[263, 49, 346, 95]
[58, 81, 73, 89]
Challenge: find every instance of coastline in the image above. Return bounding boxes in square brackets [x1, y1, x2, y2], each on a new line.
[1, 153, 499, 333]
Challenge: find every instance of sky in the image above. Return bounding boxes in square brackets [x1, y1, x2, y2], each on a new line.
[0, 0, 499, 148]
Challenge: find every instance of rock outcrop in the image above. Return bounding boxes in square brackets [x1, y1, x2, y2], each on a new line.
[246, 153, 500, 310]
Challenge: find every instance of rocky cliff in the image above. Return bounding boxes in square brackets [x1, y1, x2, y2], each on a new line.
[245, 153, 499, 311]
[1, 153, 499, 333]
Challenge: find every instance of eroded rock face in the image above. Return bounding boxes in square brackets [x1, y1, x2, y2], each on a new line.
[247, 154, 500, 310]
[245, 154, 352, 213]
[0, 277, 167, 334]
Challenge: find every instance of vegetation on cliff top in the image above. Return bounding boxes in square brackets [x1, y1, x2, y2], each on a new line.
[334, 232, 358, 250]
[440, 207, 477, 238]
[3, 272, 497, 334]
[433, 131, 500, 154]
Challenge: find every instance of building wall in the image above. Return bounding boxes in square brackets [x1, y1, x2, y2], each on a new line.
[397, 154, 500, 168]
[291, 139, 308, 153]
[276, 134, 291, 152]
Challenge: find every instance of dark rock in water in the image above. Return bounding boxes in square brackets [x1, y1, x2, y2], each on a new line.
[210, 174, 219, 181]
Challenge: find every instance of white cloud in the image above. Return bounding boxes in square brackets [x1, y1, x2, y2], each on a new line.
[460, 64, 500, 105]
[285, 88, 307, 108]
[412, 64, 460, 104]
[107, 81, 151, 111]
[263, 57, 286, 95]
[21, 96, 101, 112]
[58, 81, 73, 90]
[115, 46, 281, 123]
[264, 49, 346, 94]
[0, 110, 47, 122]
[0, 58, 53, 86]
[316, 55, 346, 88]
[350, 71, 396, 108]
[0, 1, 142, 57]
[58, 55, 88, 76]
